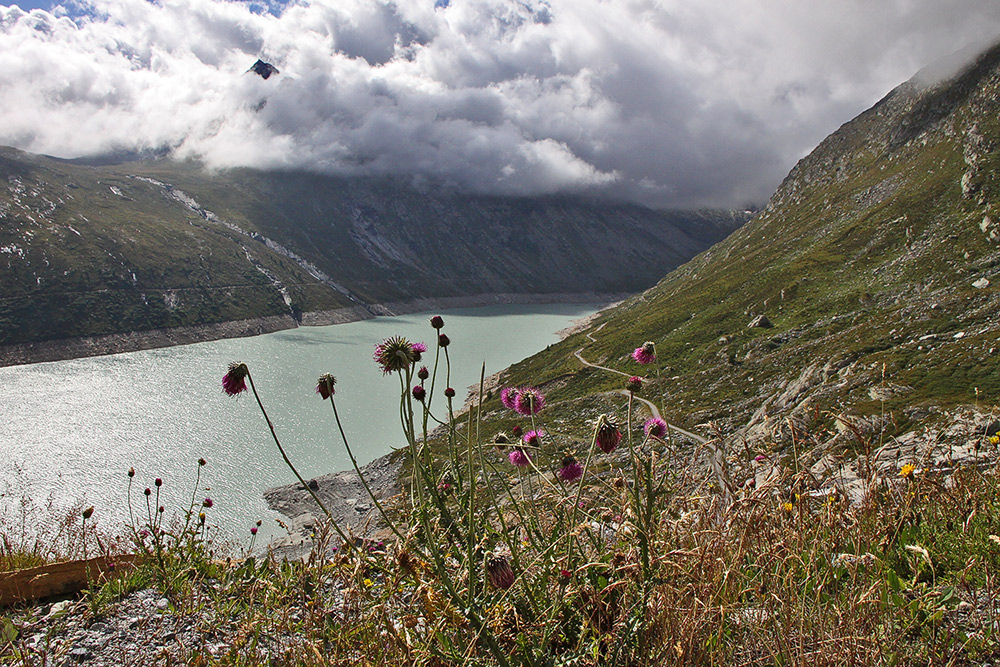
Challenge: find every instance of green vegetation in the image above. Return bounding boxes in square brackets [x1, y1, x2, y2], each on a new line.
[2, 318, 999, 666]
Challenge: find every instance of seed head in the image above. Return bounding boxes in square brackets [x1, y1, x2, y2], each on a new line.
[373, 337, 419, 375]
[222, 362, 250, 396]
[315, 373, 337, 400]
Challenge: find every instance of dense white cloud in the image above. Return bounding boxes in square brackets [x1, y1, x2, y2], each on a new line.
[1, 0, 998, 207]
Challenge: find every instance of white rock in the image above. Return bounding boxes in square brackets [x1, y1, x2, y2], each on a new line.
[973, 278, 990, 289]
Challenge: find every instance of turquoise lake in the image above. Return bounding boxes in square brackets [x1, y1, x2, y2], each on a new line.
[0, 303, 599, 545]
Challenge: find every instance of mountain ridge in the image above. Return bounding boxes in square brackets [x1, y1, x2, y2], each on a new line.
[0, 147, 746, 365]
[494, 38, 1000, 447]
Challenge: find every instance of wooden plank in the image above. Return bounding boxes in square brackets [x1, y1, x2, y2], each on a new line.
[0, 554, 141, 607]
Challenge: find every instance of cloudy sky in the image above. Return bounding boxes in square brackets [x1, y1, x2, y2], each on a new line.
[2, 0, 999, 208]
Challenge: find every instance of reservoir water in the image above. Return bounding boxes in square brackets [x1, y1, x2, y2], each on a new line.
[0, 303, 599, 546]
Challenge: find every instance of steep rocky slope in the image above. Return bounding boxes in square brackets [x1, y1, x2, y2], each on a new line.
[0, 150, 745, 363]
[500, 39, 1000, 446]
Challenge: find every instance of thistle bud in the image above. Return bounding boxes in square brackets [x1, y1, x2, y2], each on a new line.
[595, 415, 622, 454]
[315, 373, 336, 400]
[486, 555, 516, 590]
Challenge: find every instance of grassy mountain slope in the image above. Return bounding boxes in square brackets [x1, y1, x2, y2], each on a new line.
[0, 150, 745, 353]
[499, 40, 1000, 442]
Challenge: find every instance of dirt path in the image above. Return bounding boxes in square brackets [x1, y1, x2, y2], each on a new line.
[573, 325, 707, 445]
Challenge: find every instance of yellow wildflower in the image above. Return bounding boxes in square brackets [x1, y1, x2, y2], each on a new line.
[900, 464, 915, 479]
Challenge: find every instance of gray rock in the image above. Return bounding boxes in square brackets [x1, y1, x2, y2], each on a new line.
[748, 314, 773, 328]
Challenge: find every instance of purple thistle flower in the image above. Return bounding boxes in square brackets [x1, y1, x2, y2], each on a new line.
[558, 455, 583, 482]
[411, 341, 427, 362]
[315, 373, 336, 400]
[500, 386, 519, 410]
[412, 385, 426, 402]
[632, 342, 656, 365]
[754, 454, 768, 463]
[250, 527, 258, 536]
[522, 429, 544, 447]
[202, 498, 213, 508]
[644, 417, 668, 439]
[513, 387, 545, 416]
[508, 448, 532, 467]
[595, 415, 621, 454]
[222, 362, 249, 396]
[430, 315, 445, 329]
[626, 376, 643, 393]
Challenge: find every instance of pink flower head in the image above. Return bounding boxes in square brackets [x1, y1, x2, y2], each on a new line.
[626, 376, 643, 393]
[632, 342, 656, 365]
[315, 373, 336, 400]
[508, 448, 532, 467]
[514, 387, 545, 416]
[754, 455, 768, 463]
[522, 429, 544, 447]
[412, 385, 426, 402]
[202, 497, 213, 508]
[558, 455, 583, 482]
[411, 342, 427, 362]
[250, 527, 258, 536]
[500, 386, 519, 410]
[644, 417, 668, 439]
[222, 362, 249, 396]
[595, 415, 621, 454]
